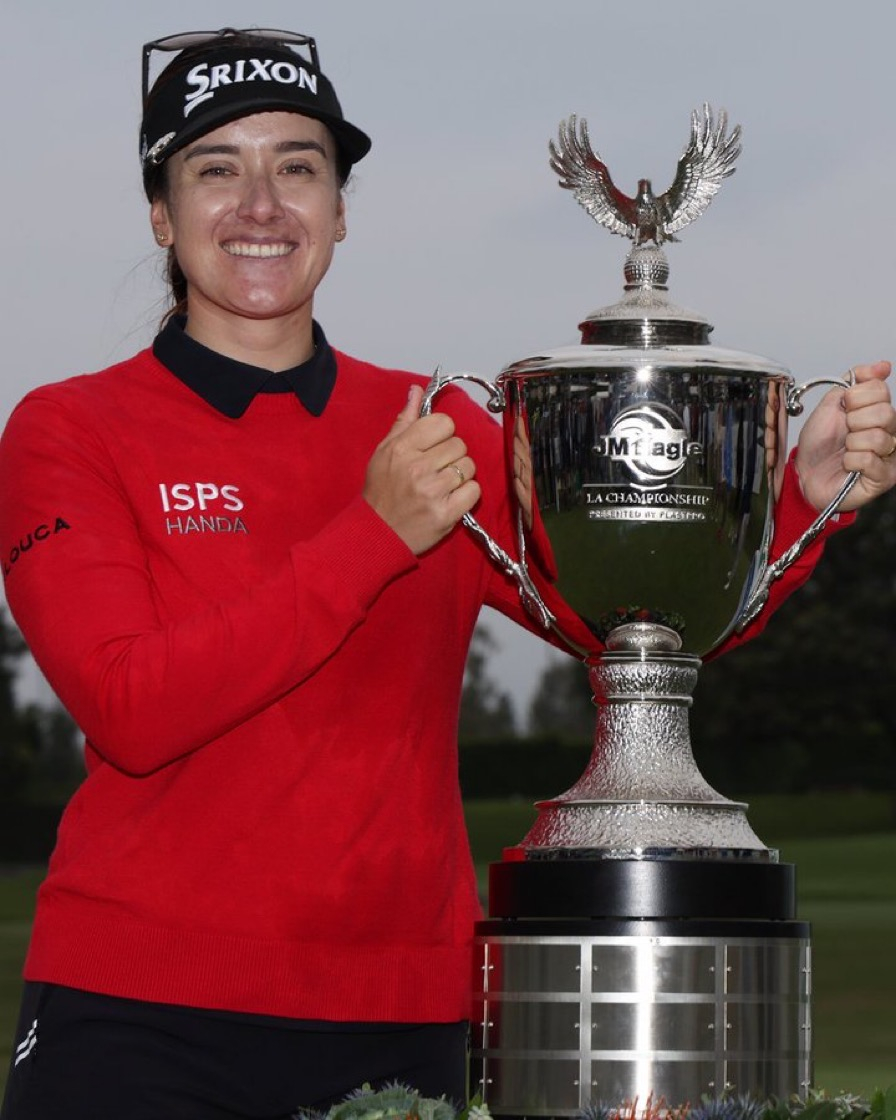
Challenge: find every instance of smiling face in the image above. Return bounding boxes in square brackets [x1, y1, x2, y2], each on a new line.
[150, 110, 346, 360]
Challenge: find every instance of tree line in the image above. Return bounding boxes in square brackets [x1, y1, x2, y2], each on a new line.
[0, 614, 81, 806]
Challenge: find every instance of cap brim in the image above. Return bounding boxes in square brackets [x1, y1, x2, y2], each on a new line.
[146, 98, 371, 174]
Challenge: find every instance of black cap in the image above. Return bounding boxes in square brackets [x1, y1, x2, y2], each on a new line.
[140, 38, 371, 196]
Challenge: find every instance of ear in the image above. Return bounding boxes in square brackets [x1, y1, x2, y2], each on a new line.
[335, 196, 347, 243]
[150, 197, 173, 247]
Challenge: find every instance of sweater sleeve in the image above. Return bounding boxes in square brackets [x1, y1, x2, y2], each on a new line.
[0, 392, 417, 775]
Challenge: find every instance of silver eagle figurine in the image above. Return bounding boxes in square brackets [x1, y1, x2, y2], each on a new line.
[549, 103, 742, 247]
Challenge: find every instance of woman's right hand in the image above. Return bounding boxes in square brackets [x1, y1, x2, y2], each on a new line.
[363, 385, 480, 554]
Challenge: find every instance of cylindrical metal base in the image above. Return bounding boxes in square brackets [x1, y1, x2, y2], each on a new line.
[472, 861, 812, 1117]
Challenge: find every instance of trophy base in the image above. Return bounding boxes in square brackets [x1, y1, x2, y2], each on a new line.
[521, 798, 772, 858]
[488, 855, 796, 919]
[472, 859, 812, 1117]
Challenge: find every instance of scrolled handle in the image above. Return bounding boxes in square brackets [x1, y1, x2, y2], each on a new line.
[784, 367, 855, 416]
[738, 369, 859, 629]
[421, 367, 554, 629]
[420, 366, 506, 418]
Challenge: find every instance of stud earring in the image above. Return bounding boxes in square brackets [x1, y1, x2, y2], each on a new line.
[154, 229, 168, 245]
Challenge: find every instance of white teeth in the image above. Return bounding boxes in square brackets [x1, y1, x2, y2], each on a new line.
[223, 242, 293, 258]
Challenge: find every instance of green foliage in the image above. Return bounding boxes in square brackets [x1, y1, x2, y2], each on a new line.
[18, 702, 82, 802]
[0, 607, 83, 813]
[527, 654, 594, 740]
[0, 608, 38, 799]
[459, 626, 517, 740]
[296, 1082, 488, 1120]
[295, 1085, 896, 1120]
[759, 1088, 890, 1120]
[459, 735, 591, 799]
[688, 1097, 766, 1120]
[692, 495, 896, 794]
[869, 1086, 896, 1120]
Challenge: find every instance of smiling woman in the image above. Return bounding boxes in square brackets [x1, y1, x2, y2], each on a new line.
[0, 25, 503, 1120]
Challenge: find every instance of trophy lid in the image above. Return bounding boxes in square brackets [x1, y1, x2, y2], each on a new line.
[502, 106, 790, 378]
[502, 237, 789, 379]
[499, 105, 786, 375]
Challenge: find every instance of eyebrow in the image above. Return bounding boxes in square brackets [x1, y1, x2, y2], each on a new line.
[184, 140, 329, 161]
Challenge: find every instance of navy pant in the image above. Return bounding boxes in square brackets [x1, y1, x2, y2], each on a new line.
[1, 983, 468, 1119]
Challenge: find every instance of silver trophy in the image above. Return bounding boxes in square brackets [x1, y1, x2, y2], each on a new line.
[425, 107, 853, 1112]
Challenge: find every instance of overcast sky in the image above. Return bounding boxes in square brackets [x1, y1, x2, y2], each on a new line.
[4, 0, 895, 720]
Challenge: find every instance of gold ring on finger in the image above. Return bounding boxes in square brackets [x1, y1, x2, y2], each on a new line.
[451, 463, 466, 485]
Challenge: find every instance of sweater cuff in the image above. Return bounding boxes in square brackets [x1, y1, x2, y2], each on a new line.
[771, 450, 855, 563]
[293, 495, 418, 613]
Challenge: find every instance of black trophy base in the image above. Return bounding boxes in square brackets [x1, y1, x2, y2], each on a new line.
[472, 857, 812, 1118]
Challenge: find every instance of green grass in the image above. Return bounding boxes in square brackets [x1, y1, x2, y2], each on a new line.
[0, 868, 42, 1087]
[778, 835, 896, 1096]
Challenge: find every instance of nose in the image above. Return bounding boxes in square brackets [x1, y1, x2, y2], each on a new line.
[236, 172, 286, 223]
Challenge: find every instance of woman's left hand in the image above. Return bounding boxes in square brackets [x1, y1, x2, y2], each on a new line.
[795, 360, 896, 512]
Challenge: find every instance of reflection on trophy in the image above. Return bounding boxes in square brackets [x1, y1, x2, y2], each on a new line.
[425, 106, 857, 1115]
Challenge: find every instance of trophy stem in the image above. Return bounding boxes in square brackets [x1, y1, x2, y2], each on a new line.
[519, 650, 772, 859]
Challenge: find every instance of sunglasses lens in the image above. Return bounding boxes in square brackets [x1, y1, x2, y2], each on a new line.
[150, 29, 312, 53]
[143, 29, 317, 105]
[150, 31, 230, 54]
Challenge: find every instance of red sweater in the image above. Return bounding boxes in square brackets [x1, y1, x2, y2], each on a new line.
[0, 337, 844, 1022]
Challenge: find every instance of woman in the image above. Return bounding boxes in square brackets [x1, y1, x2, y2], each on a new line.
[0, 27, 894, 1120]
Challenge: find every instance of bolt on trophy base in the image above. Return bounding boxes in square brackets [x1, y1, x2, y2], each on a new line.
[421, 106, 854, 1113]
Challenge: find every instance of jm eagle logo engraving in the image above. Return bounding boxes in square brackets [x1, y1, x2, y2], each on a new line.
[595, 403, 702, 486]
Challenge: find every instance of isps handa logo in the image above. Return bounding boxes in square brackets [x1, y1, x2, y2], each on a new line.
[594, 404, 702, 487]
[158, 482, 248, 535]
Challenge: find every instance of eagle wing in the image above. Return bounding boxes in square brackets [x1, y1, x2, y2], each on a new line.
[660, 104, 742, 235]
[549, 115, 637, 239]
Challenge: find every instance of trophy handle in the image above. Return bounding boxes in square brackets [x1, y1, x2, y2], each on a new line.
[420, 367, 555, 629]
[738, 372, 860, 629]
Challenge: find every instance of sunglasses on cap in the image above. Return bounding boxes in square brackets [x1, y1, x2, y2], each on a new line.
[142, 28, 320, 109]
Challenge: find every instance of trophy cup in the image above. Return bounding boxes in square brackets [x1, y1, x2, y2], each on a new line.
[423, 106, 857, 1115]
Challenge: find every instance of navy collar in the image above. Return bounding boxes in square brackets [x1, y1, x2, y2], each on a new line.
[152, 316, 337, 419]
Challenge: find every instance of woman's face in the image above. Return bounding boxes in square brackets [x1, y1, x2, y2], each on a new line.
[151, 110, 345, 333]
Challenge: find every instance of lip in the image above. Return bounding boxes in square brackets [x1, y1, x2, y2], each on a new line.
[221, 241, 296, 259]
